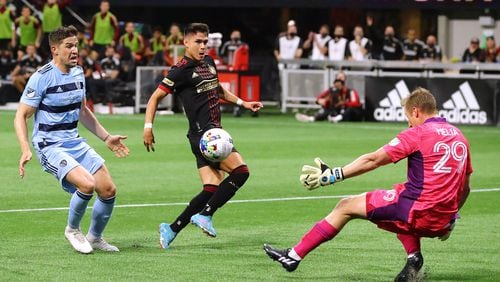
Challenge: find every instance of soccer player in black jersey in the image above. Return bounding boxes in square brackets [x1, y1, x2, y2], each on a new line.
[143, 23, 263, 249]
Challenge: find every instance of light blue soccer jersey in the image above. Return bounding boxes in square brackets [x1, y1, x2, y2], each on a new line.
[20, 61, 86, 150]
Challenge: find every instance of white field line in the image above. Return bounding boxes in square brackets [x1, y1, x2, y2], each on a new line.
[1, 188, 499, 214]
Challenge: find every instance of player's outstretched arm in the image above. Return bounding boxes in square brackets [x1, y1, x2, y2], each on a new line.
[14, 103, 36, 178]
[80, 98, 129, 158]
[219, 84, 263, 112]
[143, 88, 168, 152]
[300, 147, 392, 190]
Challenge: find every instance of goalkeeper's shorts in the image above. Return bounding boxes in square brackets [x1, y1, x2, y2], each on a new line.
[365, 187, 452, 238]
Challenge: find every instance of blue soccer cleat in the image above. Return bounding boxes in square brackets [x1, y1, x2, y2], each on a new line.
[190, 214, 217, 238]
[159, 223, 177, 249]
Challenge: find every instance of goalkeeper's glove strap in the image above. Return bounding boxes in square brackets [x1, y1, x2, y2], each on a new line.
[329, 167, 344, 184]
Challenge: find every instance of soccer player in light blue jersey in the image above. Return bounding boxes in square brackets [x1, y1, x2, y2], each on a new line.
[14, 25, 129, 254]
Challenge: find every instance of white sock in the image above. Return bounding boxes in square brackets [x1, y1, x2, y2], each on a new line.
[288, 248, 302, 261]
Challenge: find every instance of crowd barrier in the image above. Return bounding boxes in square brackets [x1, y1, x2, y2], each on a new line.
[279, 59, 499, 125]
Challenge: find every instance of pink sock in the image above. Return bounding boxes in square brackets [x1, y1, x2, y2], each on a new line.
[397, 234, 421, 255]
[293, 219, 339, 259]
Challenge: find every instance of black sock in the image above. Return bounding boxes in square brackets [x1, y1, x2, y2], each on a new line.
[170, 185, 217, 233]
[200, 165, 249, 216]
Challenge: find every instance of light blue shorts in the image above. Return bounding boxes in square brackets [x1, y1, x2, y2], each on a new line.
[35, 139, 105, 194]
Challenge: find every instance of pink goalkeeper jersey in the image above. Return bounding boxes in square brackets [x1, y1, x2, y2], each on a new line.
[383, 117, 472, 228]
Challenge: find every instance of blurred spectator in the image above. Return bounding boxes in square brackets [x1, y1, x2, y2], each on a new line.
[402, 28, 424, 61]
[462, 37, 482, 63]
[328, 25, 349, 61]
[380, 25, 403, 60]
[327, 72, 363, 123]
[364, 14, 383, 59]
[39, 0, 70, 58]
[0, 0, 15, 52]
[146, 26, 166, 65]
[89, 0, 119, 57]
[348, 25, 372, 61]
[165, 23, 184, 65]
[100, 45, 121, 80]
[14, 6, 42, 49]
[0, 48, 15, 78]
[79, 48, 108, 109]
[303, 24, 330, 61]
[220, 29, 246, 65]
[274, 19, 303, 69]
[77, 28, 89, 51]
[10, 43, 42, 93]
[419, 35, 442, 62]
[295, 72, 362, 123]
[480, 36, 500, 63]
[119, 21, 145, 63]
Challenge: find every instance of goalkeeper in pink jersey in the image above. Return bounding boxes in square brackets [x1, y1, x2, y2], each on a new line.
[264, 87, 472, 281]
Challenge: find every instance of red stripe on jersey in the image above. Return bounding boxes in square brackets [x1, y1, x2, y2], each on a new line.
[158, 84, 172, 94]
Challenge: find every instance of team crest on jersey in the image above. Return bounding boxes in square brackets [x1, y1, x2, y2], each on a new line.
[162, 78, 174, 87]
[75, 81, 82, 89]
[192, 72, 199, 78]
[26, 87, 36, 98]
[208, 65, 216, 75]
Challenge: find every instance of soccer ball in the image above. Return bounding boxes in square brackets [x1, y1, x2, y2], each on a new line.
[199, 128, 234, 162]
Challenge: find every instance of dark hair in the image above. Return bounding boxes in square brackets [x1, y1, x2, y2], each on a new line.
[49, 25, 78, 46]
[184, 23, 209, 36]
[153, 26, 163, 33]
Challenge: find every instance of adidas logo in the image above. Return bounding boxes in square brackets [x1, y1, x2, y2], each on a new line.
[192, 72, 199, 78]
[439, 81, 487, 124]
[56, 86, 63, 92]
[278, 257, 296, 265]
[374, 80, 410, 122]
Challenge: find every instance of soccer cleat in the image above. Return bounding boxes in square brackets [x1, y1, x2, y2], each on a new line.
[295, 113, 314, 123]
[394, 252, 424, 282]
[159, 223, 177, 249]
[190, 214, 217, 237]
[87, 235, 120, 252]
[263, 244, 300, 272]
[64, 226, 93, 254]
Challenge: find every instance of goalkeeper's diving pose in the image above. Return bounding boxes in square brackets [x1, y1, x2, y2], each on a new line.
[264, 88, 472, 281]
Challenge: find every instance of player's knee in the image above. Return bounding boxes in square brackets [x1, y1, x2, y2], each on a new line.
[98, 183, 117, 199]
[77, 177, 96, 194]
[334, 197, 357, 215]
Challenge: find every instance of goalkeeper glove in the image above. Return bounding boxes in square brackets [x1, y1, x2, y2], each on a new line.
[300, 158, 344, 190]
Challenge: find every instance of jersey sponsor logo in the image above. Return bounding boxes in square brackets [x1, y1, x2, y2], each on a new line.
[374, 80, 410, 122]
[162, 78, 174, 87]
[438, 81, 487, 124]
[195, 78, 219, 94]
[26, 87, 36, 98]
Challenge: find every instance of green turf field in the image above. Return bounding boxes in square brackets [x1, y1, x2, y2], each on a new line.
[1, 109, 499, 281]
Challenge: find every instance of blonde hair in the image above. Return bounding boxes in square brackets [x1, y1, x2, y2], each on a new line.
[401, 87, 437, 115]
